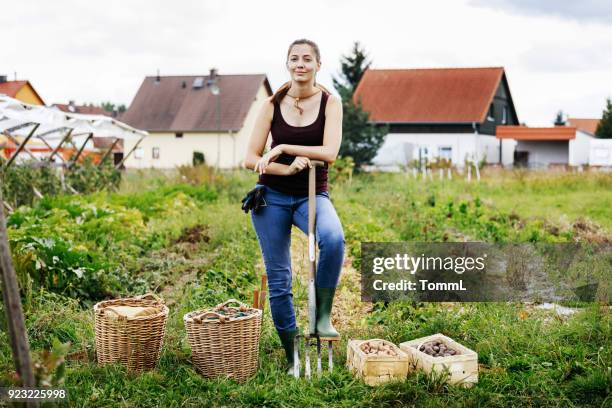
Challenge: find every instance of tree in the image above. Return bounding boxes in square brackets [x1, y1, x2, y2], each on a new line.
[101, 101, 127, 114]
[554, 110, 566, 126]
[332, 42, 387, 168]
[595, 98, 612, 139]
[332, 42, 371, 100]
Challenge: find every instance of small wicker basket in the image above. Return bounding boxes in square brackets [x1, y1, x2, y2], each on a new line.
[94, 293, 168, 372]
[184, 299, 262, 383]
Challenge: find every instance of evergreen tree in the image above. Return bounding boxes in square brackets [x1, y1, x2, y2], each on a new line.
[332, 42, 388, 168]
[554, 110, 566, 126]
[595, 98, 612, 139]
[332, 42, 371, 100]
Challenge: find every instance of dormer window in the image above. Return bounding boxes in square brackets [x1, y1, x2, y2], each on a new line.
[487, 103, 495, 122]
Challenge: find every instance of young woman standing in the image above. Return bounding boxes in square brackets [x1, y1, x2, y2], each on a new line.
[244, 39, 344, 375]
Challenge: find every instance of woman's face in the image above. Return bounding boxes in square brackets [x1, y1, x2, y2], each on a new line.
[286, 44, 320, 84]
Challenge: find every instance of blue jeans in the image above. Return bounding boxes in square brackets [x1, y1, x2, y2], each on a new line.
[250, 184, 345, 331]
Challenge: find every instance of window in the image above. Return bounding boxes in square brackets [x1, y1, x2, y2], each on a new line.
[487, 103, 495, 121]
[175, 132, 183, 138]
[438, 146, 452, 161]
[502, 106, 508, 124]
[134, 147, 144, 159]
[152, 147, 160, 159]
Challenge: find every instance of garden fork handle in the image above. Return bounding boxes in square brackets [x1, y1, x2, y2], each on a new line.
[307, 160, 325, 337]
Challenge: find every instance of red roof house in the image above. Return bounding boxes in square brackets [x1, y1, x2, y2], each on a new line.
[352, 67, 520, 168]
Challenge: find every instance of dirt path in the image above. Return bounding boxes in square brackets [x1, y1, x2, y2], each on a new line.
[156, 243, 211, 307]
[288, 227, 371, 335]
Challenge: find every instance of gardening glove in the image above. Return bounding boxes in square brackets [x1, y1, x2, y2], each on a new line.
[241, 185, 266, 214]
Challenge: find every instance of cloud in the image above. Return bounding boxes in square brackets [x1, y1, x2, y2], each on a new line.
[2, 0, 611, 125]
[469, 0, 612, 25]
[519, 42, 612, 73]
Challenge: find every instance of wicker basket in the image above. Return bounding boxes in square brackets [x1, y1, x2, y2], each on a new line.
[94, 293, 168, 372]
[184, 299, 262, 383]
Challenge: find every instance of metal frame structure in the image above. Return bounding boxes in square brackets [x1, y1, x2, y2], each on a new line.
[1, 95, 148, 212]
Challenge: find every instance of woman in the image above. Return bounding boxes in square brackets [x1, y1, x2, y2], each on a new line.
[244, 39, 345, 375]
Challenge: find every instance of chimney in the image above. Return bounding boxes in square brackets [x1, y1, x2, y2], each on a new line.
[209, 68, 218, 80]
[68, 100, 76, 113]
[0, 75, 7, 83]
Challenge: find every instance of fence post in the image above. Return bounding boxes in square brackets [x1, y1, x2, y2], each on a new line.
[0, 190, 37, 396]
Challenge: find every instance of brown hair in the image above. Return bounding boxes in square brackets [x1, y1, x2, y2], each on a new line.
[272, 39, 330, 105]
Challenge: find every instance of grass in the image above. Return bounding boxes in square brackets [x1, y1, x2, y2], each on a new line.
[0, 167, 610, 407]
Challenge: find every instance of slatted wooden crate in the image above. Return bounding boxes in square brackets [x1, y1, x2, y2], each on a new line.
[346, 339, 410, 386]
[399, 333, 478, 387]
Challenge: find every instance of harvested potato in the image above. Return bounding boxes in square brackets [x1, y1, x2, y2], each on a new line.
[416, 340, 459, 357]
[194, 303, 258, 323]
[360, 340, 398, 356]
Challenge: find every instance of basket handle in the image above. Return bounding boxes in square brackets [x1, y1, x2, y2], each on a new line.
[192, 311, 226, 323]
[135, 293, 163, 303]
[214, 298, 249, 310]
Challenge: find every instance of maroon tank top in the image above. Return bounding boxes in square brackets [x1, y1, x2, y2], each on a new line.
[258, 91, 329, 196]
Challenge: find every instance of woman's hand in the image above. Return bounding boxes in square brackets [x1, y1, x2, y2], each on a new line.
[254, 145, 284, 174]
[286, 156, 312, 175]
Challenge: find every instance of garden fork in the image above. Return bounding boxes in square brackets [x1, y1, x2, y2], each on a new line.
[293, 160, 339, 379]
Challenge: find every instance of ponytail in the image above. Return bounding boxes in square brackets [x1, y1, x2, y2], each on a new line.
[272, 81, 292, 105]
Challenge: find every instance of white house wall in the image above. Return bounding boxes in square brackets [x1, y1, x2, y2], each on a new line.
[123, 84, 270, 169]
[476, 134, 502, 164]
[569, 130, 593, 166]
[515, 140, 568, 166]
[501, 139, 517, 166]
[589, 138, 612, 166]
[372, 132, 501, 168]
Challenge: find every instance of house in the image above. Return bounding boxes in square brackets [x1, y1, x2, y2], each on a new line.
[353, 67, 520, 169]
[52, 101, 110, 116]
[567, 117, 612, 167]
[496, 126, 592, 167]
[567, 118, 600, 136]
[0, 76, 45, 105]
[121, 69, 272, 169]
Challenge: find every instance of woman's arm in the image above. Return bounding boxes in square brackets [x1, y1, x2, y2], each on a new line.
[244, 97, 291, 176]
[278, 94, 343, 164]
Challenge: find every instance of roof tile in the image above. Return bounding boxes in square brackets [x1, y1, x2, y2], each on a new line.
[353, 67, 505, 123]
[121, 75, 271, 132]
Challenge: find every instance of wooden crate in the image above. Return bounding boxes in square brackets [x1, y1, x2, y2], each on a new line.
[399, 333, 478, 387]
[346, 339, 409, 386]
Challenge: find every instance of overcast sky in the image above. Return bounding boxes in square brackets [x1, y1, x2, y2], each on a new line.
[2, 0, 611, 126]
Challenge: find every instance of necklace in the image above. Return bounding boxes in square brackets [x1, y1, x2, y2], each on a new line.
[286, 89, 322, 115]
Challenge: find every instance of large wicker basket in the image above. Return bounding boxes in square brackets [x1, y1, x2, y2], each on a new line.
[184, 299, 262, 383]
[94, 293, 168, 372]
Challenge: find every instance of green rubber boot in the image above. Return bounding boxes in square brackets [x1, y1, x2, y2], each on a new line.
[277, 328, 298, 375]
[315, 286, 340, 338]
